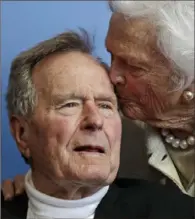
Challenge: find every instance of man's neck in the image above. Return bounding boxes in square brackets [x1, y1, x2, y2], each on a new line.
[31, 170, 101, 200]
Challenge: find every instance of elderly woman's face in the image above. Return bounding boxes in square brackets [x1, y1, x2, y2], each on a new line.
[106, 13, 183, 125]
[26, 51, 121, 187]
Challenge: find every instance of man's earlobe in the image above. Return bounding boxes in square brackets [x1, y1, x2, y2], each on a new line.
[10, 116, 31, 159]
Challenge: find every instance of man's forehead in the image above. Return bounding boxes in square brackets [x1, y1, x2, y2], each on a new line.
[33, 51, 110, 79]
[33, 51, 110, 85]
[32, 52, 115, 100]
[33, 52, 79, 77]
[51, 77, 116, 98]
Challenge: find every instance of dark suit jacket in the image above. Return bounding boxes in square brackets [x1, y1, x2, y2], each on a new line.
[118, 118, 169, 181]
[2, 178, 194, 219]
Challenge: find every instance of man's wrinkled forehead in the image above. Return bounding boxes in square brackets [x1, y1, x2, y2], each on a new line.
[31, 51, 117, 103]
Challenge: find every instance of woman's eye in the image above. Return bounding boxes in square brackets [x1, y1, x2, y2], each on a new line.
[130, 65, 143, 71]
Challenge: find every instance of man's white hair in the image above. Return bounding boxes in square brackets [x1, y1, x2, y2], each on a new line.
[109, 1, 194, 90]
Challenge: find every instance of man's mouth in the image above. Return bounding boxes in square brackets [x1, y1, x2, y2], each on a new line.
[74, 145, 105, 154]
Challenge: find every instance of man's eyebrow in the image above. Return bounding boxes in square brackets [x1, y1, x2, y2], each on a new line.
[51, 93, 83, 103]
[51, 93, 117, 104]
[94, 95, 117, 104]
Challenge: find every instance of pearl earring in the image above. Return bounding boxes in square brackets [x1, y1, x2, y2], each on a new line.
[183, 90, 194, 102]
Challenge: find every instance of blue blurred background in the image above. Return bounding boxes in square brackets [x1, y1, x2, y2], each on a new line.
[1, 1, 111, 180]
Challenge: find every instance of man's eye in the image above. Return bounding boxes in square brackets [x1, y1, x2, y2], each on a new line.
[98, 103, 113, 110]
[63, 102, 79, 108]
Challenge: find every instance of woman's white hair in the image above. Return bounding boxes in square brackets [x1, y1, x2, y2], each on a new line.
[109, 1, 194, 90]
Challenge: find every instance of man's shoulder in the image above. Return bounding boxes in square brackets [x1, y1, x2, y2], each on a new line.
[112, 177, 164, 193]
[1, 192, 28, 219]
[112, 177, 193, 202]
[108, 178, 194, 219]
[110, 178, 162, 204]
[114, 177, 151, 187]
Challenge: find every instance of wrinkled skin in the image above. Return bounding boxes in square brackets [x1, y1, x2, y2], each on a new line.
[8, 51, 121, 200]
[106, 13, 194, 132]
[2, 12, 195, 200]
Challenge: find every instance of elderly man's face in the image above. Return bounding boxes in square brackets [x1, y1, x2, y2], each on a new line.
[26, 51, 121, 186]
[106, 13, 182, 125]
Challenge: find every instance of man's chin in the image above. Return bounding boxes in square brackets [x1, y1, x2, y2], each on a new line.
[54, 170, 112, 188]
[76, 164, 117, 186]
[78, 172, 113, 186]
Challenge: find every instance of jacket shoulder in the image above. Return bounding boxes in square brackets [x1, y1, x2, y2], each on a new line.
[112, 178, 194, 219]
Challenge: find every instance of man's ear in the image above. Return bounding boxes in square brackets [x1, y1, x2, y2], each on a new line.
[10, 116, 31, 159]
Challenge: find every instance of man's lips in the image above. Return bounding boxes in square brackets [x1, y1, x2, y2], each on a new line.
[73, 145, 105, 154]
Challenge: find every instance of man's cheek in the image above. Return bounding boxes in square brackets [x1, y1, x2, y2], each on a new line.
[104, 120, 120, 146]
[47, 119, 70, 143]
[111, 121, 122, 147]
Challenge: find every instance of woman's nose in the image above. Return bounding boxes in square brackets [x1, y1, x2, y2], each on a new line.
[109, 68, 125, 86]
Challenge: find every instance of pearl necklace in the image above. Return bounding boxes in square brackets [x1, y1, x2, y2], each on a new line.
[161, 129, 195, 149]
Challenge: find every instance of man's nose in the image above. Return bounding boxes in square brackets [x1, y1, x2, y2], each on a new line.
[109, 64, 125, 86]
[81, 104, 103, 131]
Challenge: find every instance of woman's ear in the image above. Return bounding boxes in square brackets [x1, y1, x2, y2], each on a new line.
[10, 116, 31, 159]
